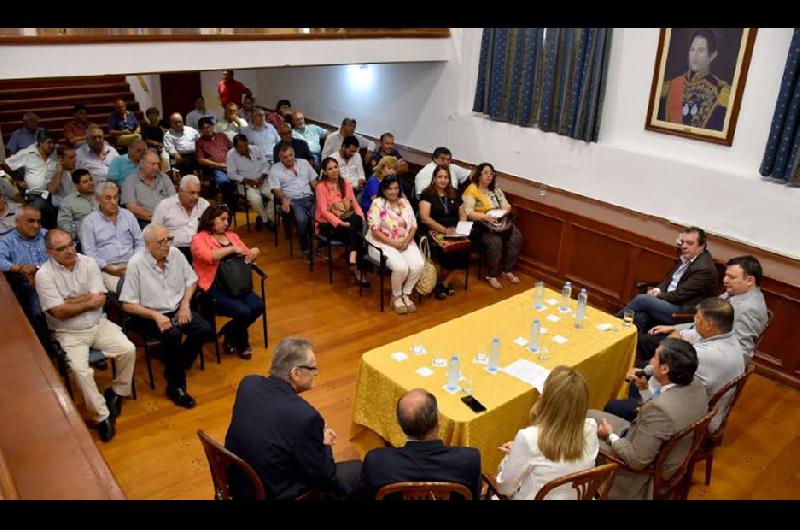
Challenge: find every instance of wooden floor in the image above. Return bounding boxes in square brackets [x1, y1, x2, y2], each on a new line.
[92, 216, 800, 500]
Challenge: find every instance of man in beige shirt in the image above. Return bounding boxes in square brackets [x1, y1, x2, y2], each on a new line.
[34, 228, 136, 442]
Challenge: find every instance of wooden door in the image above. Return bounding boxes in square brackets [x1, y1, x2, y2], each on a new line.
[159, 72, 202, 119]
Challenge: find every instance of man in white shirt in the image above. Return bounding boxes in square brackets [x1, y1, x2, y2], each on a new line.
[120, 224, 214, 409]
[216, 103, 248, 143]
[34, 228, 136, 442]
[243, 110, 279, 165]
[321, 117, 374, 159]
[329, 135, 366, 191]
[163, 113, 200, 177]
[151, 174, 209, 263]
[75, 126, 120, 184]
[413, 146, 471, 198]
[186, 96, 218, 131]
[227, 134, 274, 229]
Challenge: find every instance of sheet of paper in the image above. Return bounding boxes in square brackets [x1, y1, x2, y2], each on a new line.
[596, 323, 614, 332]
[487, 209, 508, 219]
[411, 345, 427, 355]
[513, 336, 529, 347]
[503, 359, 551, 393]
[552, 335, 568, 345]
[546, 314, 560, 323]
[539, 326, 549, 334]
[473, 353, 489, 365]
[455, 221, 474, 236]
[416, 367, 434, 377]
[545, 298, 558, 306]
[432, 357, 447, 367]
[390, 352, 409, 362]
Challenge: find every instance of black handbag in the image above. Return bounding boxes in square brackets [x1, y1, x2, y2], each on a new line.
[216, 255, 253, 297]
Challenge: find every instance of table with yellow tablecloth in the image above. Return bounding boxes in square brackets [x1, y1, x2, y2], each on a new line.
[350, 287, 637, 476]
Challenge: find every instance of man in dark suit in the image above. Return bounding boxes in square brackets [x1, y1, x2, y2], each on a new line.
[589, 338, 709, 500]
[618, 227, 717, 333]
[359, 388, 482, 500]
[224, 336, 361, 499]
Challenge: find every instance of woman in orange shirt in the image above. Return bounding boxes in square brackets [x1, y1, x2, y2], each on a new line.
[191, 204, 262, 359]
[315, 157, 369, 286]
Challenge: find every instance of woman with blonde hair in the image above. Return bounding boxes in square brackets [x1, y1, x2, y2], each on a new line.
[495, 365, 599, 499]
[361, 155, 400, 214]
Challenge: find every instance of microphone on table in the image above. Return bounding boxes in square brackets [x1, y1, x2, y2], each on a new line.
[625, 364, 653, 383]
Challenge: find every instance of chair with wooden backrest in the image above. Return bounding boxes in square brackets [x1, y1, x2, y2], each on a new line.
[375, 481, 473, 500]
[754, 308, 774, 354]
[600, 406, 717, 500]
[533, 463, 619, 500]
[689, 363, 756, 486]
[196, 429, 266, 500]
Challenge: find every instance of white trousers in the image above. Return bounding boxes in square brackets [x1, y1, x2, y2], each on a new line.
[368, 239, 425, 296]
[55, 317, 136, 423]
[101, 271, 120, 293]
[239, 182, 275, 223]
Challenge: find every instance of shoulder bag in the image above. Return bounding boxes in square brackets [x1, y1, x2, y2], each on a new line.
[415, 236, 439, 295]
[216, 254, 253, 297]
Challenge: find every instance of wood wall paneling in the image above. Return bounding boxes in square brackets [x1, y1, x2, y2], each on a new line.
[568, 223, 631, 300]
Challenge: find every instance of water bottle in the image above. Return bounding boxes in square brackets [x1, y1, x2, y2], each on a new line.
[560, 281, 572, 312]
[528, 319, 541, 353]
[447, 355, 461, 391]
[534, 281, 544, 309]
[488, 337, 501, 372]
[575, 288, 588, 328]
[160, 149, 171, 172]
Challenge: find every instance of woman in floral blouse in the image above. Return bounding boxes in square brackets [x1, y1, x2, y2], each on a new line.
[366, 176, 424, 315]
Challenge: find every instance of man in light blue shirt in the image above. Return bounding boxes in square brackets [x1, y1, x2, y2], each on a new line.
[106, 140, 147, 184]
[80, 182, 144, 292]
[291, 111, 327, 167]
[6, 113, 45, 155]
[269, 144, 317, 257]
[243, 110, 279, 164]
[0, 205, 49, 340]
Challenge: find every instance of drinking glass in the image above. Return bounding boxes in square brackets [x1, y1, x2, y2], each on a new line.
[538, 346, 550, 361]
[623, 309, 635, 327]
[461, 376, 473, 395]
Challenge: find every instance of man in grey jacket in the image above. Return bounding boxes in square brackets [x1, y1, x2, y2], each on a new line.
[639, 255, 768, 364]
[590, 339, 709, 500]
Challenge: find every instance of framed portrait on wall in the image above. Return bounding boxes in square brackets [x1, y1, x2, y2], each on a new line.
[645, 28, 758, 146]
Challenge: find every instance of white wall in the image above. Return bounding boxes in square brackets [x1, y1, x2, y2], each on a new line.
[126, 74, 162, 115]
[199, 70, 260, 118]
[255, 28, 800, 259]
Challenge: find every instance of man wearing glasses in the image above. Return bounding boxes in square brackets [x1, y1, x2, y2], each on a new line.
[0, 205, 49, 341]
[225, 336, 362, 499]
[80, 182, 144, 293]
[120, 224, 214, 409]
[34, 229, 136, 442]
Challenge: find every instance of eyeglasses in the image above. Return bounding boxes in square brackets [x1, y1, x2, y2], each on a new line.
[48, 241, 76, 253]
[152, 236, 174, 246]
[296, 365, 319, 375]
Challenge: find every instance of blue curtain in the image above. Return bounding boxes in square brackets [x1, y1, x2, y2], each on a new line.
[473, 28, 613, 142]
[760, 29, 800, 185]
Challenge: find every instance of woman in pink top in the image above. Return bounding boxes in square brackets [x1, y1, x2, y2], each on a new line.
[191, 204, 262, 359]
[315, 157, 369, 286]
[366, 176, 425, 315]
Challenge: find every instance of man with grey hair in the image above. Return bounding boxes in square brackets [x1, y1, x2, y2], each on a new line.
[359, 388, 482, 499]
[151, 174, 209, 263]
[106, 139, 147, 185]
[34, 228, 135, 442]
[321, 117, 374, 159]
[6, 112, 44, 155]
[121, 150, 177, 227]
[80, 181, 144, 292]
[76, 126, 119, 183]
[225, 336, 362, 499]
[163, 113, 200, 177]
[120, 223, 213, 408]
[242, 109, 279, 165]
[227, 134, 274, 230]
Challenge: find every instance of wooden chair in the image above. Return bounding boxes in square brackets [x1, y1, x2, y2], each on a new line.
[196, 429, 265, 500]
[375, 481, 473, 500]
[599, 406, 717, 500]
[689, 363, 756, 486]
[754, 308, 774, 354]
[534, 463, 619, 500]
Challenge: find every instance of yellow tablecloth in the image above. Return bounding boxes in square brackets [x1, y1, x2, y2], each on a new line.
[350, 287, 637, 476]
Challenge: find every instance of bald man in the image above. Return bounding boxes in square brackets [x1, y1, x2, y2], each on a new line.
[75, 127, 120, 183]
[359, 388, 482, 499]
[107, 98, 141, 148]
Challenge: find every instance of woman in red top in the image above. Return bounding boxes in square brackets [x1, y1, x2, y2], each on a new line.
[315, 157, 370, 287]
[191, 204, 263, 359]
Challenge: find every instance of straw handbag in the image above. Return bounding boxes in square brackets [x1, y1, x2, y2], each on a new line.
[416, 236, 438, 295]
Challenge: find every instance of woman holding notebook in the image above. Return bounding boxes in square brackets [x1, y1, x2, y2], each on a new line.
[462, 162, 523, 289]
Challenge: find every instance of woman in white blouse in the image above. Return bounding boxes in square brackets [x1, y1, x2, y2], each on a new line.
[495, 365, 599, 500]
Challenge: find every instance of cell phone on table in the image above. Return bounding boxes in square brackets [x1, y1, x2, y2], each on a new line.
[461, 395, 487, 413]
